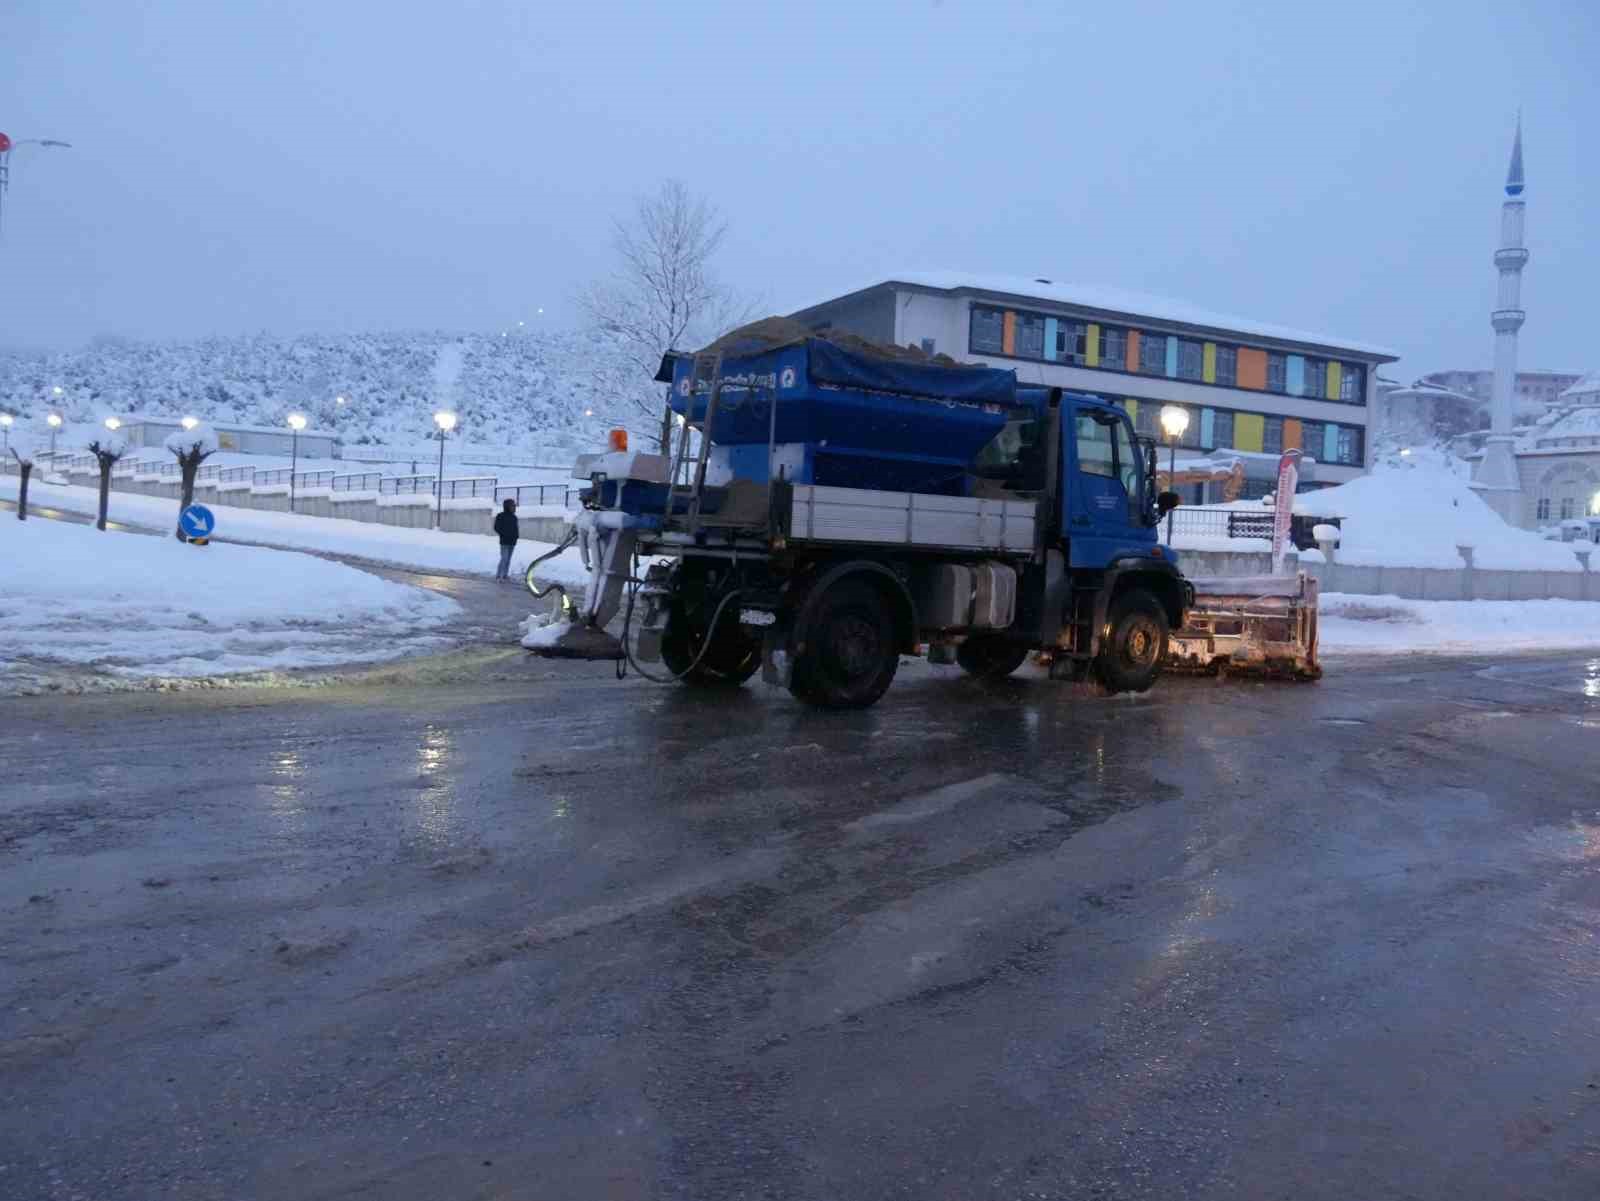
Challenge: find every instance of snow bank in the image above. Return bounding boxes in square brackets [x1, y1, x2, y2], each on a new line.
[0, 475, 589, 586]
[0, 517, 461, 687]
[1320, 592, 1600, 655]
[1297, 463, 1585, 572]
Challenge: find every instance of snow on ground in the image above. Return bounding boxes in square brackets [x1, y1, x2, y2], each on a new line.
[0, 476, 589, 586]
[0, 515, 462, 690]
[1320, 593, 1600, 655]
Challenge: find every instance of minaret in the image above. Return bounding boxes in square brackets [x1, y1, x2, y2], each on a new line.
[1472, 116, 1527, 523]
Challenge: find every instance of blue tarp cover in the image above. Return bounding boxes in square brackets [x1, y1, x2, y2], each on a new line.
[659, 337, 1020, 407]
[802, 339, 1018, 406]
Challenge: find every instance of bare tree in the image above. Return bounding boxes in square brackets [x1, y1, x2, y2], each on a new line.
[87, 433, 127, 531]
[579, 180, 749, 451]
[9, 433, 37, 520]
[165, 423, 220, 540]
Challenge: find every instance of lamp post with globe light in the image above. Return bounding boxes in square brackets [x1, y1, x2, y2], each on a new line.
[46, 412, 62, 461]
[287, 413, 307, 512]
[181, 416, 199, 431]
[432, 411, 457, 529]
[1158, 405, 1190, 544]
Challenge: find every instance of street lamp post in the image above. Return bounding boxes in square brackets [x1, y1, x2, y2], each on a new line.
[46, 412, 62, 461]
[1158, 404, 1191, 545]
[432, 410, 457, 529]
[287, 413, 306, 512]
[0, 413, 11, 459]
[181, 415, 199, 431]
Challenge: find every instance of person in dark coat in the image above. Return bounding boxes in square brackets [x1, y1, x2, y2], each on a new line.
[493, 498, 519, 581]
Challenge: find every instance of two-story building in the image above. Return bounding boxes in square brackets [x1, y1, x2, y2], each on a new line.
[789, 273, 1398, 500]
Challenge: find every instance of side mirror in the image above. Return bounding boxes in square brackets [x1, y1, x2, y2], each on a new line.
[1157, 490, 1181, 516]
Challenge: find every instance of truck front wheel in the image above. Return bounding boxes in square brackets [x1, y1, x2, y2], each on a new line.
[1093, 589, 1168, 694]
[789, 579, 899, 709]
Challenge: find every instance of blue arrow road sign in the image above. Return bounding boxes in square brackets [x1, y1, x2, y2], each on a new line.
[179, 504, 216, 539]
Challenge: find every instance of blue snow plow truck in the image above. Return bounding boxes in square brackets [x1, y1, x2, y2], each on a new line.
[529, 322, 1199, 709]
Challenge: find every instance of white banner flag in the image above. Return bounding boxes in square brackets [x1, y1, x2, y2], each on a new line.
[1271, 449, 1302, 574]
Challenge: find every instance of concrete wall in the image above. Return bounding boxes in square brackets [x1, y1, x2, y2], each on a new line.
[1177, 548, 1295, 578]
[1302, 559, 1596, 602]
[378, 500, 433, 528]
[522, 515, 571, 542]
[330, 497, 378, 524]
[1178, 546, 1597, 601]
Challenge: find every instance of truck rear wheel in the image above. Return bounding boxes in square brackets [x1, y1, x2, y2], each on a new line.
[1093, 589, 1168, 694]
[661, 606, 760, 687]
[789, 579, 899, 709]
[956, 635, 1029, 679]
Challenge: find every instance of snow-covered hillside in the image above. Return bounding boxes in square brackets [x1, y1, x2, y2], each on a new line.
[0, 327, 661, 461]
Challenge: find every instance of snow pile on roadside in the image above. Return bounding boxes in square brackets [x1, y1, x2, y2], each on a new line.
[1319, 592, 1600, 655]
[0, 475, 589, 586]
[0, 517, 462, 689]
[1297, 463, 1583, 572]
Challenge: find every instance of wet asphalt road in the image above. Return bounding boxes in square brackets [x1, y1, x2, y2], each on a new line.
[4, 565, 1600, 1198]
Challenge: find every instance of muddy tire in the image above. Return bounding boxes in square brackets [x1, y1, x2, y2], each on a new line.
[661, 606, 760, 687]
[1093, 589, 1168, 694]
[789, 580, 899, 709]
[956, 635, 1030, 679]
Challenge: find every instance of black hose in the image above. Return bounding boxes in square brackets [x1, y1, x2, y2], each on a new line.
[523, 528, 579, 611]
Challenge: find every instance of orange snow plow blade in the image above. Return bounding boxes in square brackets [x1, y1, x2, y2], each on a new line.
[1166, 573, 1321, 680]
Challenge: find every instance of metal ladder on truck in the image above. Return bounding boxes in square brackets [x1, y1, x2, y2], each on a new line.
[664, 351, 723, 537]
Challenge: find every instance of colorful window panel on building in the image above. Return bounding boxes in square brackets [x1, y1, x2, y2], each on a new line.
[964, 301, 1370, 406]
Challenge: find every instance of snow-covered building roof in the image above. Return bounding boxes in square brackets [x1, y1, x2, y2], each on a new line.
[1516, 404, 1600, 454]
[802, 272, 1399, 360]
[1558, 371, 1600, 403]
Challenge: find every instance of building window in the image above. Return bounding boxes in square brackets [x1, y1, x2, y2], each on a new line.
[1179, 406, 1202, 448]
[1340, 364, 1364, 402]
[1337, 426, 1361, 465]
[1304, 359, 1327, 399]
[1262, 416, 1284, 454]
[1177, 339, 1204, 381]
[1101, 327, 1126, 368]
[1015, 312, 1045, 359]
[1267, 354, 1287, 393]
[1054, 320, 1089, 364]
[1214, 346, 1237, 387]
[1133, 401, 1158, 437]
[1536, 497, 1551, 521]
[1139, 332, 1167, 375]
[1211, 409, 1234, 449]
[1561, 496, 1576, 521]
[970, 306, 1004, 354]
[1300, 421, 1323, 457]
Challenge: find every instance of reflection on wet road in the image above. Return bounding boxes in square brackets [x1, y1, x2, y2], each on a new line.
[2, 651, 1599, 1199]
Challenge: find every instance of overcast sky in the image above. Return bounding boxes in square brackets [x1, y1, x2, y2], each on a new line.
[2, 0, 1595, 378]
